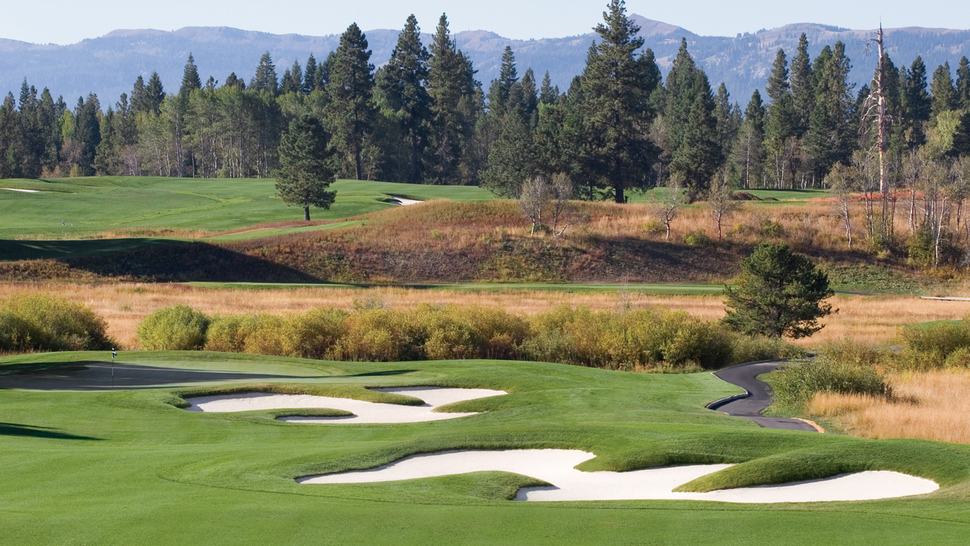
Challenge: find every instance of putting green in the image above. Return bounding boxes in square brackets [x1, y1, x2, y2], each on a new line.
[1, 351, 969, 544]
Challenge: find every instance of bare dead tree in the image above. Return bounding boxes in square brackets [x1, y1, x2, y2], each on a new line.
[550, 173, 576, 237]
[520, 176, 552, 236]
[651, 176, 686, 241]
[825, 162, 860, 249]
[707, 171, 740, 240]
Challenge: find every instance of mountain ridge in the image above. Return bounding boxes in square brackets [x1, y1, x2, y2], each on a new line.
[0, 15, 967, 107]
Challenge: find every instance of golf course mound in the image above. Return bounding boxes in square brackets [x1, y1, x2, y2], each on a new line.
[298, 449, 939, 503]
[184, 386, 507, 423]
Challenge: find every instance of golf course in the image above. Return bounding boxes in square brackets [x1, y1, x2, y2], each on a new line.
[3, 351, 969, 544]
[2, 176, 970, 544]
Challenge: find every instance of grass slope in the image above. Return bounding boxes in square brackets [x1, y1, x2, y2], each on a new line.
[2, 351, 969, 544]
[0, 177, 493, 240]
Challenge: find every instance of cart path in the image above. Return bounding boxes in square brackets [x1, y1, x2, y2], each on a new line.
[707, 360, 818, 432]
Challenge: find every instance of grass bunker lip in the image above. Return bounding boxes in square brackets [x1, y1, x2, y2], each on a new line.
[184, 386, 508, 424]
[298, 449, 939, 503]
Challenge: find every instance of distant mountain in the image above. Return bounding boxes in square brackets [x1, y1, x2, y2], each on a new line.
[1, 15, 968, 107]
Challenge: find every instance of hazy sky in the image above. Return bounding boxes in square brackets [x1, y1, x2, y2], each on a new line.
[4, 0, 969, 45]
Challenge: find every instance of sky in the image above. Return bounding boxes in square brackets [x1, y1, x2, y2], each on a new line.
[4, 0, 969, 45]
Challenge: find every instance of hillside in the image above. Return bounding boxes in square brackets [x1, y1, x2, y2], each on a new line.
[1, 16, 968, 104]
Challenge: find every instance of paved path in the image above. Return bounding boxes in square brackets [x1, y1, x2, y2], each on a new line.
[707, 360, 817, 432]
[0, 362, 310, 391]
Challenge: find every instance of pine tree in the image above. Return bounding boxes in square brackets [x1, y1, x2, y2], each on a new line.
[930, 62, 957, 119]
[789, 34, 814, 137]
[957, 56, 970, 110]
[73, 94, 101, 176]
[723, 242, 834, 339]
[327, 23, 377, 180]
[538, 71, 559, 105]
[304, 54, 318, 95]
[481, 110, 534, 197]
[766, 49, 790, 102]
[379, 14, 432, 184]
[251, 52, 279, 95]
[579, 0, 658, 203]
[179, 54, 202, 99]
[427, 14, 479, 185]
[142, 72, 165, 115]
[276, 115, 337, 220]
[516, 68, 539, 122]
[664, 39, 720, 200]
[488, 46, 518, 117]
[805, 42, 853, 182]
[732, 90, 766, 189]
[903, 56, 932, 148]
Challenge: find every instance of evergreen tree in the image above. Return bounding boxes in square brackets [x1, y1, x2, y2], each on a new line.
[789, 33, 814, 137]
[280, 61, 303, 95]
[488, 46, 518, 117]
[73, 94, 101, 176]
[766, 49, 790, 102]
[480, 110, 534, 197]
[930, 62, 957, 119]
[732, 90, 766, 188]
[579, 0, 658, 203]
[179, 54, 202, 99]
[304, 54, 318, 95]
[723, 242, 834, 339]
[251, 52, 279, 95]
[276, 114, 337, 220]
[805, 42, 853, 182]
[427, 13, 479, 185]
[224, 72, 245, 90]
[713, 83, 738, 161]
[957, 56, 970, 110]
[141, 72, 165, 115]
[327, 23, 377, 180]
[664, 39, 720, 200]
[903, 56, 932, 148]
[538, 71, 559, 105]
[379, 14, 432, 184]
[516, 68, 539, 122]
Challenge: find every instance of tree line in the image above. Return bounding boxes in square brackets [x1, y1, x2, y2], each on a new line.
[1, 0, 969, 207]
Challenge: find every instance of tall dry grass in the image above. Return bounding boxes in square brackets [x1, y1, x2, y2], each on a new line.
[807, 370, 970, 444]
[2, 283, 967, 350]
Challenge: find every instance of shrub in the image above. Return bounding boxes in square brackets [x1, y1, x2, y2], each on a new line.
[238, 314, 297, 356]
[640, 219, 667, 236]
[771, 353, 890, 410]
[291, 307, 349, 359]
[683, 229, 712, 247]
[204, 315, 249, 353]
[0, 294, 113, 352]
[759, 218, 784, 237]
[728, 335, 804, 364]
[894, 320, 970, 370]
[137, 305, 210, 350]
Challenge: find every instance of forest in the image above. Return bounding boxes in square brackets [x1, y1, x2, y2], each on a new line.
[0, 1, 969, 209]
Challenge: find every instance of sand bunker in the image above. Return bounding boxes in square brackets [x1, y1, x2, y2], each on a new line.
[1, 188, 40, 193]
[298, 449, 939, 503]
[184, 386, 507, 424]
[390, 197, 422, 206]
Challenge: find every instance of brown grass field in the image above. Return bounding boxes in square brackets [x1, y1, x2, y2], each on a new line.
[806, 370, 970, 444]
[2, 282, 968, 350]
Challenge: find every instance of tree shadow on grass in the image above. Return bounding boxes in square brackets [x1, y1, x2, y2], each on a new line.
[0, 422, 102, 441]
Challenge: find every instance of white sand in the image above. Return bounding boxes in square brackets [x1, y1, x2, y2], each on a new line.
[1, 188, 39, 193]
[298, 449, 939, 503]
[390, 197, 423, 206]
[184, 387, 506, 424]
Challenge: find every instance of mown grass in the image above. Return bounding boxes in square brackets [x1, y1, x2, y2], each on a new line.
[1, 351, 970, 544]
[0, 177, 493, 240]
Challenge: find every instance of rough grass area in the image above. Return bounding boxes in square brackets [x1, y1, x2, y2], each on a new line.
[2, 351, 970, 544]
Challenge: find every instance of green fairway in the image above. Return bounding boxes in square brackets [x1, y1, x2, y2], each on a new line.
[0, 177, 495, 239]
[1, 351, 969, 544]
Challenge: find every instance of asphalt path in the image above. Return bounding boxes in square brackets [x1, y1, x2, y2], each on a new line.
[707, 360, 818, 432]
[0, 362, 313, 391]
